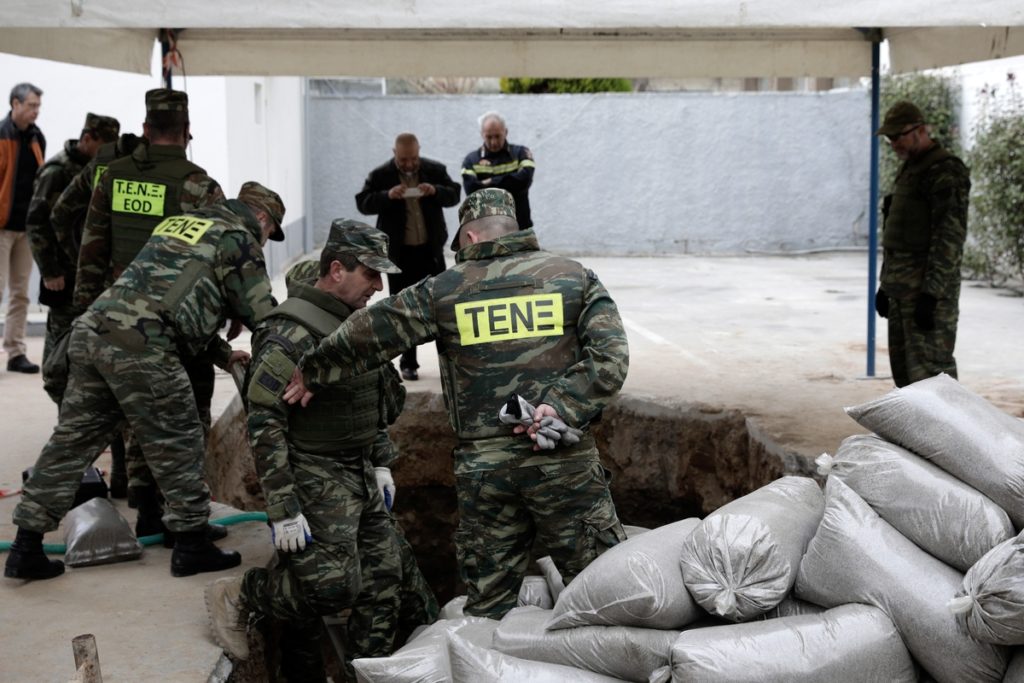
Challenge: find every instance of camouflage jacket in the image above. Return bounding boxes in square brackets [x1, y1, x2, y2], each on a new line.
[247, 271, 403, 521]
[881, 143, 971, 300]
[25, 139, 91, 280]
[74, 142, 224, 309]
[86, 199, 273, 366]
[50, 134, 143, 272]
[300, 229, 629, 468]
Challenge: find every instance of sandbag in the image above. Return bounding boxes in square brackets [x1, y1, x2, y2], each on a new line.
[537, 555, 566, 603]
[547, 518, 702, 630]
[438, 595, 466, 620]
[492, 606, 679, 683]
[352, 615, 498, 683]
[795, 477, 1008, 683]
[950, 529, 1024, 646]
[819, 434, 1013, 571]
[447, 631, 627, 682]
[845, 373, 1024, 528]
[679, 476, 824, 621]
[63, 497, 142, 567]
[669, 603, 915, 682]
[1006, 649, 1024, 683]
[518, 575, 554, 609]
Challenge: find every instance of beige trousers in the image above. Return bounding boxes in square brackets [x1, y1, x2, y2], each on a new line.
[0, 230, 33, 358]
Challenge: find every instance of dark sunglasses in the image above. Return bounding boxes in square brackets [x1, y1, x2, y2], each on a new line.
[885, 124, 922, 143]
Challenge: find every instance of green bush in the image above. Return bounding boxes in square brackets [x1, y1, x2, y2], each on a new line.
[965, 73, 1024, 287]
[500, 78, 633, 94]
[879, 73, 962, 202]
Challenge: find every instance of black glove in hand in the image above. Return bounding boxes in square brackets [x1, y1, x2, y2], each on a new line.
[914, 294, 938, 331]
[875, 288, 889, 318]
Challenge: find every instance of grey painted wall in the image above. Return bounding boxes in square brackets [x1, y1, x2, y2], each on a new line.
[309, 90, 872, 256]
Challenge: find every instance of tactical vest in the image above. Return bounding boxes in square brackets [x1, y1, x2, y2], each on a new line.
[90, 141, 119, 190]
[267, 295, 384, 454]
[105, 148, 206, 271]
[883, 146, 956, 252]
[432, 250, 585, 440]
[111, 202, 250, 357]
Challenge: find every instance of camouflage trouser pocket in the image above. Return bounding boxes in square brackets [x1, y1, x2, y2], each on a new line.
[567, 486, 626, 580]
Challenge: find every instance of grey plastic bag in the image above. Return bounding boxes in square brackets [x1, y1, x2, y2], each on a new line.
[447, 631, 627, 682]
[756, 594, 826, 620]
[819, 434, 1013, 571]
[63, 497, 142, 567]
[795, 478, 1009, 683]
[518, 575, 554, 609]
[670, 603, 916, 682]
[492, 606, 679, 683]
[949, 529, 1024, 646]
[845, 373, 1024, 528]
[679, 476, 824, 621]
[547, 518, 702, 630]
[352, 615, 498, 683]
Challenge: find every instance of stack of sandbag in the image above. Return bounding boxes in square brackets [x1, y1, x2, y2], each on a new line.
[668, 603, 916, 682]
[352, 614, 498, 683]
[816, 433, 1014, 571]
[844, 373, 1024, 528]
[795, 477, 1009, 682]
[446, 631, 628, 682]
[678, 476, 824, 621]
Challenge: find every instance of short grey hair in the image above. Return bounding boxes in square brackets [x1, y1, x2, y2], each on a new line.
[469, 214, 519, 241]
[478, 110, 507, 130]
[9, 82, 43, 106]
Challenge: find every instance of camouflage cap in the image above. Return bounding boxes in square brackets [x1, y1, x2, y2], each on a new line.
[237, 181, 286, 241]
[145, 88, 189, 116]
[83, 112, 120, 142]
[326, 219, 402, 274]
[876, 100, 925, 136]
[450, 187, 518, 251]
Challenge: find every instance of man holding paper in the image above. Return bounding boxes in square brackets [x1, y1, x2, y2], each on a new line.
[355, 133, 460, 380]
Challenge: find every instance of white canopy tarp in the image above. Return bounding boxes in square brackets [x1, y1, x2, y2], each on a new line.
[1, 0, 1023, 77]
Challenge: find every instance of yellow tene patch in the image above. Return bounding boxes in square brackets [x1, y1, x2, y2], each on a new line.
[456, 293, 563, 346]
[111, 179, 166, 217]
[152, 216, 214, 245]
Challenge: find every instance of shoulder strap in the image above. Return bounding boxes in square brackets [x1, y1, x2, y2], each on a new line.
[269, 297, 343, 339]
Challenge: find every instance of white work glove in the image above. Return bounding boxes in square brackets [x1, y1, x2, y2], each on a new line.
[271, 513, 312, 553]
[375, 466, 396, 511]
[498, 394, 581, 450]
[498, 393, 536, 427]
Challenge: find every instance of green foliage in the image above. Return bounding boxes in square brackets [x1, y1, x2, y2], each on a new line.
[964, 73, 1024, 287]
[499, 78, 633, 94]
[879, 73, 962, 201]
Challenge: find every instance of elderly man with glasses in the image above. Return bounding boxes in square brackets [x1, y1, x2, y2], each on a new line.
[874, 100, 971, 388]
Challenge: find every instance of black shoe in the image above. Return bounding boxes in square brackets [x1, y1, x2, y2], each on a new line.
[171, 531, 241, 577]
[162, 522, 229, 549]
[400, 367, 418, 381]
[6, 355, 39, 374]
[4, 528, 65, 580]
[109, 472, 128, 499]
[134, 485, 167, 538]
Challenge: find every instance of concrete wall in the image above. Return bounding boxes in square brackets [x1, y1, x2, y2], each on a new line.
[309, 89, 873, 255]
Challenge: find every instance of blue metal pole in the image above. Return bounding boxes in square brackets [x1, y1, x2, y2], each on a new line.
[867, 39, 881, 377]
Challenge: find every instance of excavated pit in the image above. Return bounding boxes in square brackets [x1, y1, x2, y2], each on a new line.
[208, 391, 814, 609]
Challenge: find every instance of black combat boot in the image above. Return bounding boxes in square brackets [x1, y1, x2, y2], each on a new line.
[109, 434, 128, 499]
[4, 527, 65, 580]
[134, 485, 168, 538]
[162, 522, 229, 549]
[171, 530, 241, 577]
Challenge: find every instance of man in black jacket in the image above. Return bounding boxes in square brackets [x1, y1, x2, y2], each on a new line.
[355, 133, 460, 380]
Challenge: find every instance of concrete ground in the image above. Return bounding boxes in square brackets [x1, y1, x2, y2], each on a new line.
[1, 252, 1022, 680]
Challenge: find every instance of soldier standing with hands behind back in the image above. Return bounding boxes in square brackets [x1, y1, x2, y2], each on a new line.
[874, 101, 971, 388]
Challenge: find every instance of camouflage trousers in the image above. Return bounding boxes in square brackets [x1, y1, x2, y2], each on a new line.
[14, 319, 211, 533]
[454, 450, 626, 620]
[41, 303, 78, 404]
[887, 294, 959, 388]
[241, 454, 403, 678]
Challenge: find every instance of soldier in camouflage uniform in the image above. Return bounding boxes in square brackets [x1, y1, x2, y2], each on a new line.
[284, 188, 629, 620]
[875, 101, 971, 388]
[5, 182, 286, 582]
[74, 89, 226, 529]
[25, 112, 119, 383]
[206, 221, 437, 679]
